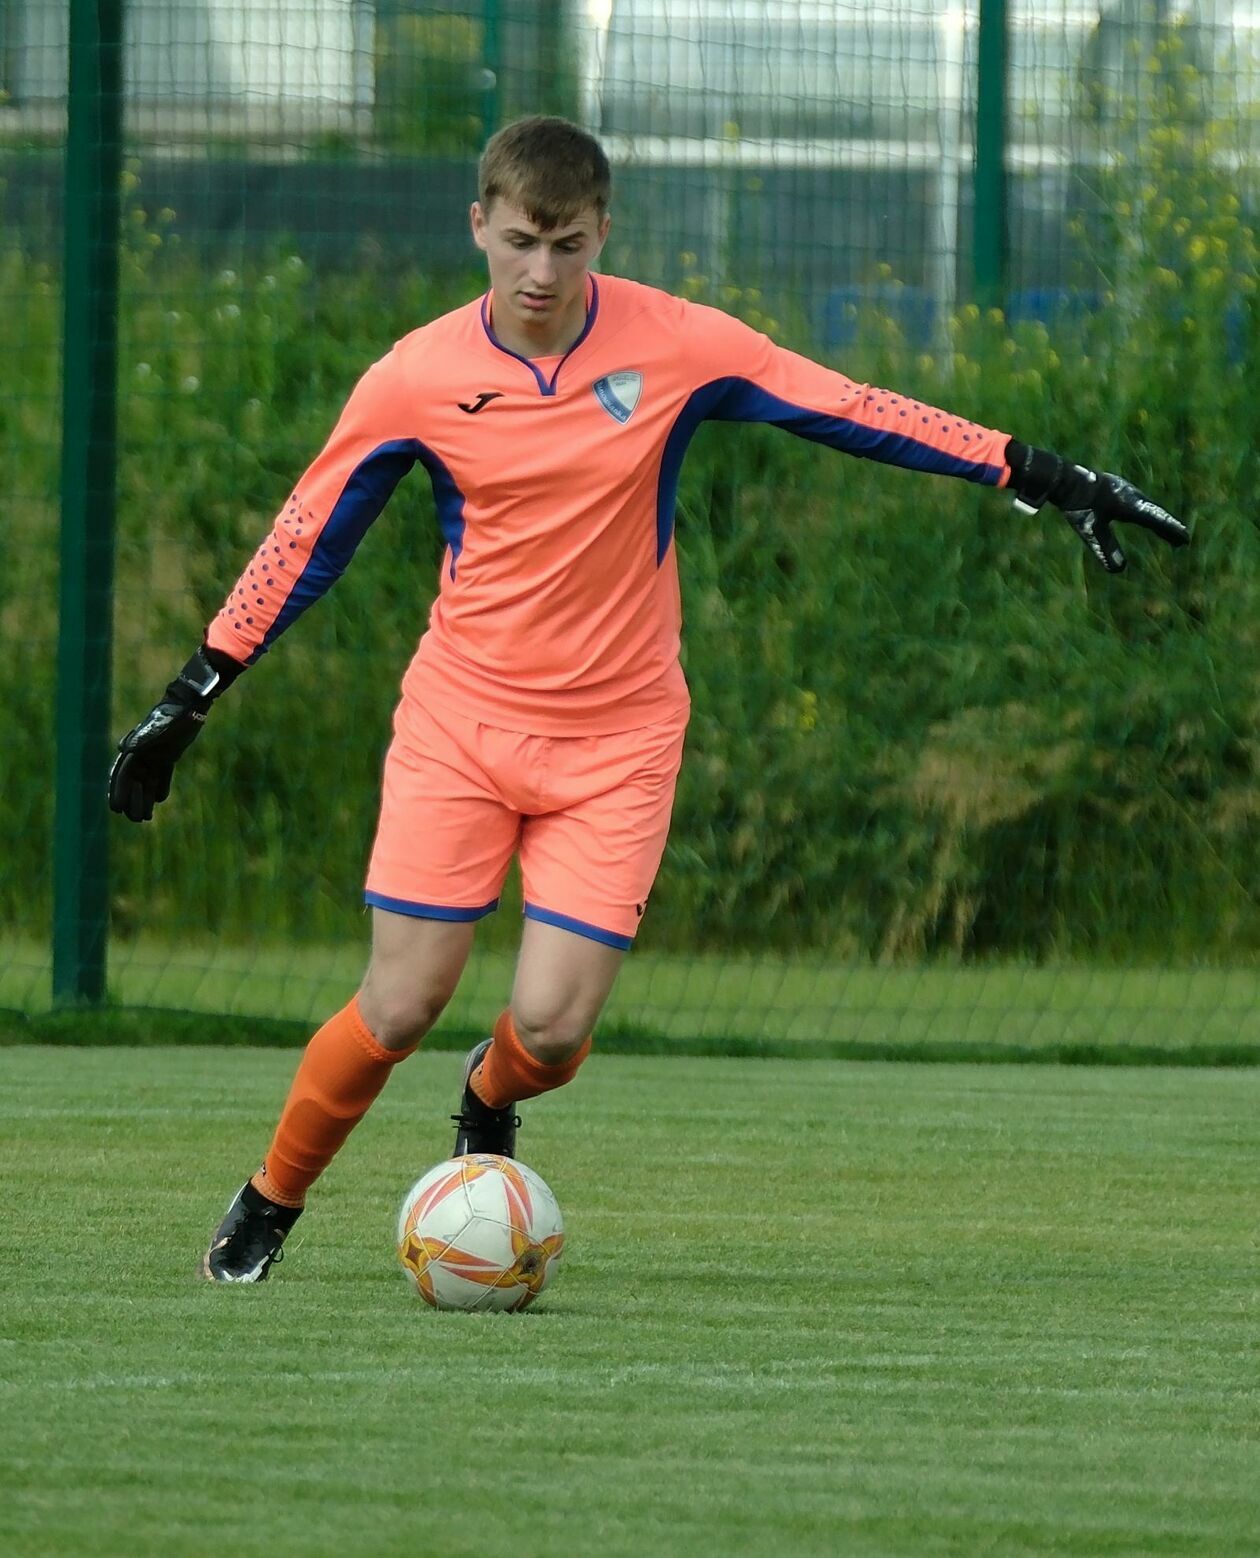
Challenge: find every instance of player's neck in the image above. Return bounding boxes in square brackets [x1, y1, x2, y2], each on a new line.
[487, 286, 590, 360]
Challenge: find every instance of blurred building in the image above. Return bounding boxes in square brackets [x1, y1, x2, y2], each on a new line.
[1, 0, 375, 135]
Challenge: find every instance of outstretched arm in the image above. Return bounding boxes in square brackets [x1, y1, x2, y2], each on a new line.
[685, 300, 1188, 568]
[109, 346, 419, 823]
[206, 347, 419, 665]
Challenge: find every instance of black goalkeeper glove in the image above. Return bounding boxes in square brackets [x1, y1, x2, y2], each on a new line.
[1006, 440, 1189, 574]
[108, 645, 244, 823]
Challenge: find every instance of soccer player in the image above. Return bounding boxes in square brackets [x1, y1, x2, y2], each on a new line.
[108, 117, 1188, 1282]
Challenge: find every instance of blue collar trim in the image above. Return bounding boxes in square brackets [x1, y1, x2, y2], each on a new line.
[479, 276, 600, 397]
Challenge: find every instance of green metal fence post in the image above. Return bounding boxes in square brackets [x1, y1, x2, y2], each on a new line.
[481, 0, 502, 140]
[974, 0, 1009, 308]
[54, 0, 123, 1006]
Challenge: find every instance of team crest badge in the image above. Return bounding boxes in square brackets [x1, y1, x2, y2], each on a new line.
[592, 371, 643, 424]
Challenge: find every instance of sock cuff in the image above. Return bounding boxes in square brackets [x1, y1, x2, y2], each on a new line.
[348, 994, 417, 1065]
[493, 1008, 592, 1084]
[251, 1166, 306, 1210]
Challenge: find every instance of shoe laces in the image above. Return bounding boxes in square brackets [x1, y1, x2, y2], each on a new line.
[223, 1204, 288, 1264]
[451, 1110, 521, 1130]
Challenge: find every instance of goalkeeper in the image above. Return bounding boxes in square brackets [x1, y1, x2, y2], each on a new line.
[108, 116, 1188, 1283]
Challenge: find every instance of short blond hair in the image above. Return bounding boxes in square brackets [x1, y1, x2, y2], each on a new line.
[478, 116, 611, 229]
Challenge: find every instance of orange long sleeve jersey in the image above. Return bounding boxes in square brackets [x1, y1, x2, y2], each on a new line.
[207, 272, 1013, 735]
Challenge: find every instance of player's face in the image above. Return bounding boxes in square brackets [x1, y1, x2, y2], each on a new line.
[471, 198, 610, 342]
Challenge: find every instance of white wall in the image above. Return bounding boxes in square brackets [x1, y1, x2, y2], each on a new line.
[8, 0, 374, 109]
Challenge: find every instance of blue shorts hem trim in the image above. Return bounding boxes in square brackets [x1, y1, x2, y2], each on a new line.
[365, 891, 499, 922]
[523, 903, 634, 950]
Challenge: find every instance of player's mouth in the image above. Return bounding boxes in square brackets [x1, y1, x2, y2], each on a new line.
[519, 291, 555, 312]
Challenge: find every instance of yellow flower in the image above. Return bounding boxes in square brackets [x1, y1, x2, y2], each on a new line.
[1187, 236, 1208, 262]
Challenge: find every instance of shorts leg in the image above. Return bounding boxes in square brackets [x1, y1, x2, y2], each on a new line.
[365, 696, 521, 922]
[518, 707, 688, 948]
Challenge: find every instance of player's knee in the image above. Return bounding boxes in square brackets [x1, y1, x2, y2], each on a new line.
[511, 1005, 591, 1067]
[359, 982, 450, 1052]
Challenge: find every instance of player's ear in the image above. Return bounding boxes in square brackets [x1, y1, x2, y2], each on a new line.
[470, 200, 489, 252]
[593, 210, 612, 256]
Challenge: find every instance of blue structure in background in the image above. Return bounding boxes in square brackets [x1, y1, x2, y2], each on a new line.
[819, 285, 1108, 350]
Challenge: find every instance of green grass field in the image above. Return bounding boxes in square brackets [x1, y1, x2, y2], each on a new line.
[2, 1046, 1257, 1555]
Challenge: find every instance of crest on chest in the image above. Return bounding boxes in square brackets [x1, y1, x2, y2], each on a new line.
[592, 371, 643, 424]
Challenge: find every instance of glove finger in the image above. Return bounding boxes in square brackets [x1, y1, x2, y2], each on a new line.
[1105, 477, 1189, 548]
[1067, 508, 1127, 573]
[126, 780, 152, 824]
[154, 770, 173, 805]
[1091, 517, 1127, 573]
[107, 751, 131, 814]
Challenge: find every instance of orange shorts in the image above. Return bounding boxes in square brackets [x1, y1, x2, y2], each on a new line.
[364, 694, 689, 948]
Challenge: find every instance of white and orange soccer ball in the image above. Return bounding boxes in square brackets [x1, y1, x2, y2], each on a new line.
[396, 1154, 565, 1312]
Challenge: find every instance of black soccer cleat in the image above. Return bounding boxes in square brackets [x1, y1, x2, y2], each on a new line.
[451, 1038, 520, 1158]
[201, 1178, 303, 1283]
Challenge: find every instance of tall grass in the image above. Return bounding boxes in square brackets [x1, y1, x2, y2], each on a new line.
[4, 37, 1259, 964]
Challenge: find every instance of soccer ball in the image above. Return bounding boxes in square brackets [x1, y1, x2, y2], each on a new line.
[396, 1154, 565, 1312]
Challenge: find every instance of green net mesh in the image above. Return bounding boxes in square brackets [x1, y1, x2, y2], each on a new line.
[3, 1, 1258, 1049]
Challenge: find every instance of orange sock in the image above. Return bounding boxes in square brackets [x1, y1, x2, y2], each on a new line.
[471, 1009, 591, 1108]
[252, 995, 414, 1208]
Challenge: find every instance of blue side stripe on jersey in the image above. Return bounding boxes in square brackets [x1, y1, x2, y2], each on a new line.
[523, 903, 635, 951]
[415, 443, 469, 580]
[653, 376, 1007, 566]
[655, 380, 735, 564]
[253, 437, 467, 660]
[365, 891, 500, 922]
